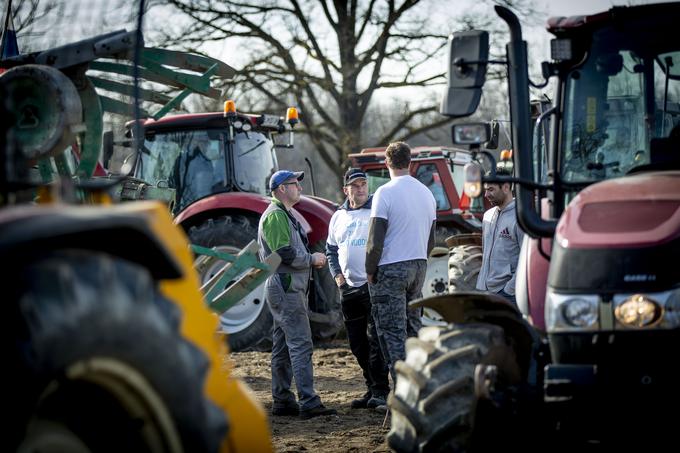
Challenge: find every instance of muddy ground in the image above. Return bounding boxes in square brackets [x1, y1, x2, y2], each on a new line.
[228, 341, 392, 452]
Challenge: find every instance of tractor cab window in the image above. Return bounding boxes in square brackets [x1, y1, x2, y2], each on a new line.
[232, 131, 277, 196]
[139, 130, 227, 213]
[561, 30, 680, 184]
[415, 163, 450, 210]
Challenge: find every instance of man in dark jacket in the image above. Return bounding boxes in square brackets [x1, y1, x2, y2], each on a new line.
[326, 168, 390, 411]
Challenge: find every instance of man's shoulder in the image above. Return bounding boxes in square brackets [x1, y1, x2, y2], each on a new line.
[263, 207, 289, 225]
[329, 209, 344, 226]
[483, 207, 498, 220]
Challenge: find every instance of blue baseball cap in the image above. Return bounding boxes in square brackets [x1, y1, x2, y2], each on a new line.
[270, 170, 304, 191]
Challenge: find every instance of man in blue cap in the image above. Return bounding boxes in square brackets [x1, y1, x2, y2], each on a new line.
[257, 170, 337, 420]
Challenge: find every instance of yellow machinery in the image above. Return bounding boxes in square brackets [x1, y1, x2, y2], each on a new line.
[1, 26, 273, 453]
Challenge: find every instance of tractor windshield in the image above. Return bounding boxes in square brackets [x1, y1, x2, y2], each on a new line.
[561, 29, 680, 183]
[136, 128, 276, 213]
[232, 131, 278, 196]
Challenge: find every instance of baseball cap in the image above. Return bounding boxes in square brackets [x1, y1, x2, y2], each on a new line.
[270, 170, 304, 191]
[343, 168, 367, 186]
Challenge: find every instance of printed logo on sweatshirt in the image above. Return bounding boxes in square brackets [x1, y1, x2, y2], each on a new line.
[499, 227, 512, 239]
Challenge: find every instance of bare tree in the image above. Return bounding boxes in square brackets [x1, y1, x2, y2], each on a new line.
[151, 0, 538, 181]
[4, 0, 60, 39]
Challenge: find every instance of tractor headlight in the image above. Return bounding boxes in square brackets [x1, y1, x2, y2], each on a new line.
[546, 291, 599, 332]
[614, 294, 662, 328]
[614, 288, 680, 330]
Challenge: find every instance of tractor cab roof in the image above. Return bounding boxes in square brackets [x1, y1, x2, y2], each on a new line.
[125, 111, 286, 135]
[349, 145, 472, 166]
[547, 2, 680, 37]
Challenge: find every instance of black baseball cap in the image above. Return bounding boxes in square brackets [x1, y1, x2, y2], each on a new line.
[343, 168, 367, 186]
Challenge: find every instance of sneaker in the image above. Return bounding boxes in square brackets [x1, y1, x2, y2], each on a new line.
[272, 405, 299, 416]
[366, 394, 387, 409]
[350, 391, 372, 409]
[299, 404, 337, 420]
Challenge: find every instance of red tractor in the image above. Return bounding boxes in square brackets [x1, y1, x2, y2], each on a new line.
[388, 3, 680, 451]
[116, 102, 341, 351]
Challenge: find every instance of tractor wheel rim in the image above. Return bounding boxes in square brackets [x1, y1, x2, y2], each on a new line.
[197, 245, 266, 334]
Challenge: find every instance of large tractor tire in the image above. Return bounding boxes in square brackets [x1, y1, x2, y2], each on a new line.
[446, 234, 483, 293]
[434, 225, 459, 248]
[387, 323, 521, 453]
[188, 214, 272, 352]
[307, 240, 343, 342]
[9, 250, 227, 453]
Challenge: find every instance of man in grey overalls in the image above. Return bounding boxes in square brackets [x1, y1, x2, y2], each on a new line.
[258, 170, 337, 420]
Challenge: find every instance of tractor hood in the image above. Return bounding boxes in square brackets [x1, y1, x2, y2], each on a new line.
[556, 171, 680, 250]
[549, 171, 680, 293]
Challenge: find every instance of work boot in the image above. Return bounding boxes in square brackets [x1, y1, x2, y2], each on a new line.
[299, 404, 338, 420]
[272, 404, 299, 416]
[366, 394, 387, 409]
[350, 391, 372, 409]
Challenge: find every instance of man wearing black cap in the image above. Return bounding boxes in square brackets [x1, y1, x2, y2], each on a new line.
[257, 170, 337, 420]
[326, 168, 390, 412]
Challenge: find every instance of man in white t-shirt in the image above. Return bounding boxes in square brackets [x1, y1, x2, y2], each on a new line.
[326, 168, 389, 411]
[365, 142, 437, 379]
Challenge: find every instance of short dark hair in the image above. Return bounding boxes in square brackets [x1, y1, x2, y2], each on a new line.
[484, 167, 513, 189]
[385, 142, 411, 169]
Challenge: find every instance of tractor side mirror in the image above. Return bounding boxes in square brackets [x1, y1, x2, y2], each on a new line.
[440, 30, 489, 118]
[451, 123, 490, 146]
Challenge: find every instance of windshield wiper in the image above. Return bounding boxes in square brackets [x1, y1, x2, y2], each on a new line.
[238, 140, 266, 157]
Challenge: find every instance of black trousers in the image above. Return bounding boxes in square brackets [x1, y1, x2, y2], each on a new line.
[341, 283, 390, 396]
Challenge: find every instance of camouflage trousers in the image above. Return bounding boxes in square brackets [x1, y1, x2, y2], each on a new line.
[369, 259, 426, 380]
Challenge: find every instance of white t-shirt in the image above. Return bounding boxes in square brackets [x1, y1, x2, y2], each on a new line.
[371, 175, 436, 266]
[327, 206, 371, 287]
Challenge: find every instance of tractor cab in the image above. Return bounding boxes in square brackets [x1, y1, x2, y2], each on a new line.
[122, 103, 297, 214]
[445, 4, 680, 235]
[547, 8, 680, 210]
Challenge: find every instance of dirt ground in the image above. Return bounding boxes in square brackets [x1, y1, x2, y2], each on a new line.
[228, 341, 392, 452]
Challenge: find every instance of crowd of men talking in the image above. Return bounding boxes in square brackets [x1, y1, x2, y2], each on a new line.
[257, 141, 522, 419]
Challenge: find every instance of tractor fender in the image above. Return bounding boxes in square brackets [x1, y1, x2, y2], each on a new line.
[174, 192, 271, 227]
[411, 292, 542, 380]
[174, 192, 329, 240]
[293, 195, 336, 245]
[304, 195, 339, 214]
[0, 202, 181, 280]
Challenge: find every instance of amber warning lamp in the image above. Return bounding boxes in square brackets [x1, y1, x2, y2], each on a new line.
[286, 107, 299, 127]
[224, 99, 236, 117]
